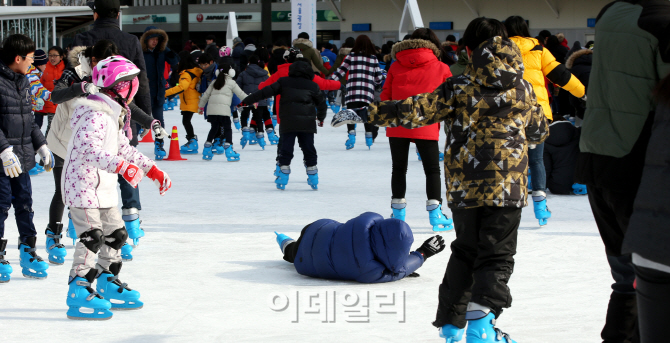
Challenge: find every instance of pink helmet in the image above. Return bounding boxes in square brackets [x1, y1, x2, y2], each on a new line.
[92, 55, 141, 100]
[219, 46, 232, 57]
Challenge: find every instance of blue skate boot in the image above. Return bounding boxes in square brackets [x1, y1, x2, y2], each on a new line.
[365, 132, 374, 149]
[274, 163, 281, 177]
[249, 128, 258, 145]
[67, 211, 77, 245]
[96, 262, 143, 310]
[572, 183, 587, 195]
[532, 190, 551, 226]
[67, 271, 113, 320]
[18, 236, 49, 279]
[169, 97, 177, 109]
[306, 166, 318, 190]
[121, 243, 133, 261]
[417, 147, 422, 161]
[202, 142, 214, 161]
[29, 165, 41, 175]
[275, 165, 290, 190]
[212, 138, 225, 155]
[465, 304, 516, 343]
[439, 324, 464, 343]
[271, 114, 277, 128]
[267, 128, 279, 145]
[224, 143, 240, 162]
[439, 152, 445, 161]
[180, 135, 199, 154]
[234, 117, 241, 131]
[427, 200, 454, 232]
[391, 198, 406, 221]
[345, 130, 356, 150]
[0, 238, 12, 283]
[154, 139, 166, 160]
[122, 208, 144, 246]
[256, 131, 266, 150]
[274, 232, 295, 254]
[45, 223, 67, 265]
[163, 101, 168, 111]
[240, 127, 250, 148]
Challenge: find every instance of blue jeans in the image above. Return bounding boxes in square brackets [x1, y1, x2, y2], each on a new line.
[0, 173, 36, 243]
[118, 175, 141, 210]
[528, 142, 546, 191]
[152, 100, 164, 127]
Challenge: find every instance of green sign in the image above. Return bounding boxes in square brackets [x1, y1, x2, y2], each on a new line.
[272, 10, 339, 22]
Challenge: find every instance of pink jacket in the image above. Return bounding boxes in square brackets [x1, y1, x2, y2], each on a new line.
[62, 94, 155, 208]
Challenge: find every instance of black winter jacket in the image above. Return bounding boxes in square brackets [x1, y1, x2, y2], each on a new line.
[236, 64, 269, 106]
[0, 61, 46, 175]
[244, 61, 326, 134]
[543, 121, 580, 194]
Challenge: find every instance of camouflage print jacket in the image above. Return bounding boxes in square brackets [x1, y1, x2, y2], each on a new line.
[369, 36, 548, 209]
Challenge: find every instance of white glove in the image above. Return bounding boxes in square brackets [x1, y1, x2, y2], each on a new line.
[151, 120, 170, 140]
[35, 98, 45, 111]
[37, 145, 54, 172]
[82, 82, 99, 95]
[1, 147, 22, 178]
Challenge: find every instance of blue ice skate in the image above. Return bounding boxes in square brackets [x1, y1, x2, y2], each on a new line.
[256, 132, 266, 150]
[440, 152, 445, 162]
[533, 199, 551, 226]
[439, 324, 464, 343]
[29, 165, 40, 176]
[45, 224, 67, 265]
[96, 268, 143, 310]
[271, 114, 277, 127]
[121, 243, 133, 261]
[163, 102, 168, 111]
[0, 238, 12, 283]
[122, 208, 144, 246]
[275, 165, 290, 190]
[417, 151, 422, 161]
[154, 140, 166, 160]
[36, 164, 45, 173]
[572, 183, 587, 195]
[274, 163, 281, 177]
[427, 200, 454, 232]
[240, 127, 250, 148]
[365, 132, 374, 149]
[234, 117, 241, 131]
[180, 136, 199, 155]
[306, 166, 318, 190]
[169, 97, 177, 109]
[212, 138, 225, 155]
[274, 232, 295, 253]
[345, 130, 356, 150]
[66, 276, 113, 320]
[66, 211, 77, 245]
[465, 312, 516, 343]
[391, 198, 407, 222]
[19, 237, 49, 279]
[249, 129, 258, 145]
[202, 142, 214, 161]
[224, 144, 240, 162]
[267, 128, 279, 145]
[331, 104, 341, 113]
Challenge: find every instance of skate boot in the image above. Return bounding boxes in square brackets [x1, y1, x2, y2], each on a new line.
[122, 208, 144, 246]
[240, 127, 250, 148]
[66, 271, 113, 320]
[271, 114, 277, 127]
[267, 128, 279, 145]
[233, 117, 241, 131]
[249, 128, 258, 145]
[29, 165, 41, 176]
[417, 147, 422, 161]
[0, 238, 12, 283]
[274, 232, 295, 253]
[465, 304, 516, 343]
[67, 211, 77, 245]
[365, 132, 374, 149]
[212, 138, 225, 155]
[256, 131, 266, 150]
[154, 139, 166, 160]
[224, 143, 240, 162]
[163, 102, 168, 111]
[306, 166, 318, 190]
[274, 163, 281, 177]
[345, 130, 356, 150]
[96, 262, 143, 310]
[180, 135, 199, 154]
[439, 324, 464, 343]
[169, 97, 177, 110]
[202, 142, 214, 161]
[275, 165, 290, 190]
[121, 243, 133, 261]
[45, 223, 67, 265]
[572, 183, 587, 195]
[427, 200, 454, 232]
[391, 198, 406, 221]
[18, 236, 49, 279]
[439, 152, 445, 162]
[532, 190, 551, 226]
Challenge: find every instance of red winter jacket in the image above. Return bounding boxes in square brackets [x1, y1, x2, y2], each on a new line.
[259, 63, 340, 123]
[381, 39, 451, 140]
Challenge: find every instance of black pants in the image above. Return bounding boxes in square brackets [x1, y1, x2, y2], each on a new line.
[389, 137, 441, 200]
[277, 132, 317, 167]
[49, 155, 65, 228]
[182, 111, 195, 140]
[587, 185, 639, 343]
[282, 224, 311, 263]
[249, 106, 273, 132]
[636, 266, 670, 343]
[0, 173, 36, 243]
[206, 115, 226, 143]
[433, 206, 521, 329]
[346, 101, 378, 139]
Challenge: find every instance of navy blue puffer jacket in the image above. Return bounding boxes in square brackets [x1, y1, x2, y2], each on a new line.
[294, 212, 424, 283]
[0, 61, 46, 175]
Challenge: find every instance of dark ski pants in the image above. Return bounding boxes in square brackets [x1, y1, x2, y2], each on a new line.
[635, 265, 670, 343]
[118, 175, 141, 211]
[277, 132, 317, 167]
[181, 111, 196, 141]
[152, 101, 164, 127]
[241, 106, 273, 132]
[207, 115, 233, 144]
[0, 173, 37, 243]
[282, 224, 312, 263]
[389, 137, 441, 201]
[587, 185, 639, 343]
[433, 206, 521, 329]
[49, 155, 65, 228]
[346, 101, 378, 140]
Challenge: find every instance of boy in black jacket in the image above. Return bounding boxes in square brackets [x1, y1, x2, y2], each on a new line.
[244, 59, 327, 190]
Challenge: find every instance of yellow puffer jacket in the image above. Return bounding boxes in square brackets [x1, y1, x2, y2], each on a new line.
[165, 67, 203, 113]
[509, 36, 585, 121]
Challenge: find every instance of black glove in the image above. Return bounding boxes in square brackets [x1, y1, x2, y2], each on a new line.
[416, 235, 446, 260]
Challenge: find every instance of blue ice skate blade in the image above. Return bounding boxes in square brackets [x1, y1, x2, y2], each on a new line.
[67, 306, 113, 320]
[22, 267, 47, 279]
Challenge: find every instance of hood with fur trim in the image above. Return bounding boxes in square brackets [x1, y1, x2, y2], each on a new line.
[292, 38, 313, 49]
[338, 47, 352, 57]
[566, 48, 593, 69]
[391, 39, 441, 60]
[140, 28, 169, 53]
[272, 45, 290, 52]
[67, 46, 88, 68]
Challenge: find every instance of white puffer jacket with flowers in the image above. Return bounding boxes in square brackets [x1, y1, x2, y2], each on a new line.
[62, 94, 155, 208]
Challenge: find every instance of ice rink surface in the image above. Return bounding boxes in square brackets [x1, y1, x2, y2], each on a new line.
[0, 107, 611, 342]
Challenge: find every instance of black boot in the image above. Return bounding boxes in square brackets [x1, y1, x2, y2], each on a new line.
[601, 292, 640, 343]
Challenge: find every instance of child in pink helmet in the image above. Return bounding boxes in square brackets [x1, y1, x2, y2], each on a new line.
[64, 56, 172, 321]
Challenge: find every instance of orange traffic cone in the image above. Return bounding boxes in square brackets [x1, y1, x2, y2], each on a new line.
[164, 126, 187, 161]
[139, 128, 154, 143]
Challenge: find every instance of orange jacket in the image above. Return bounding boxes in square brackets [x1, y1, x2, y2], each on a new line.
[40, 61, 65, 113]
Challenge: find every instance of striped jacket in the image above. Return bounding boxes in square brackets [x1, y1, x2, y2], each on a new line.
[26, 64, 51, 112]
[331, 53, 385, 105]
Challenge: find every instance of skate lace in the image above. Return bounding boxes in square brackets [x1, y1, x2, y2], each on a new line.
[491, 319, 513, 342]
[46, 232, 65, 250]
[107, 275, 131, 292]
[75, 280, 104, 301]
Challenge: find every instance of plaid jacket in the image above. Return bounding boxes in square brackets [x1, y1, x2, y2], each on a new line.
[331, 53, 385, 105]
